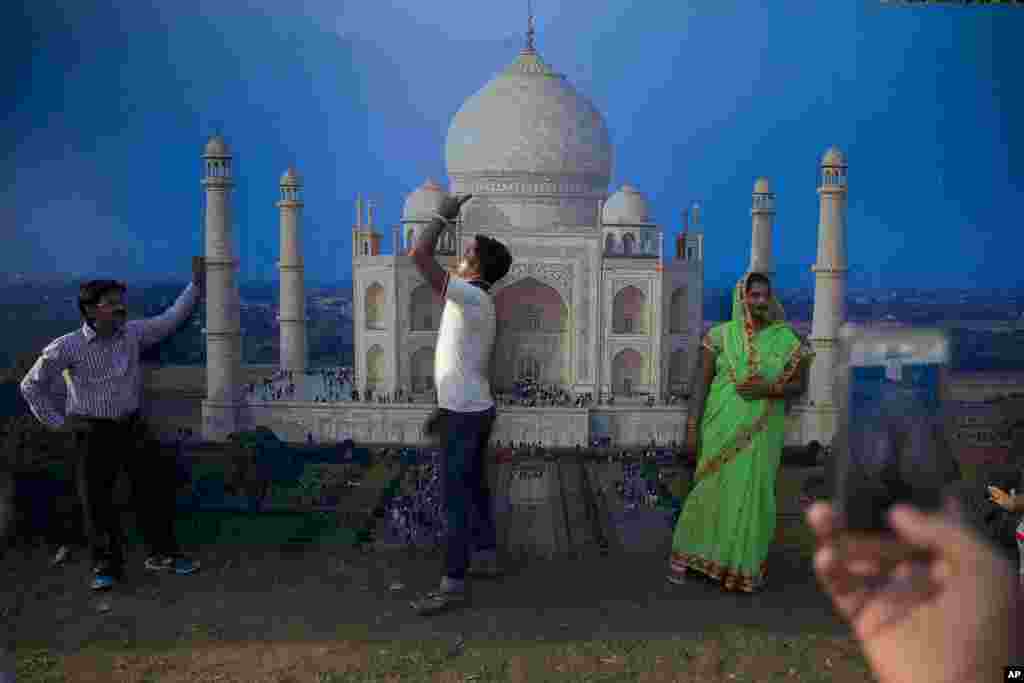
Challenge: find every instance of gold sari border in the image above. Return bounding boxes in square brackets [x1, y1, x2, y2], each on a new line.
[775, 333, 815, 387]
[695, 408, 773, 483]
[669, 551, 768, 593]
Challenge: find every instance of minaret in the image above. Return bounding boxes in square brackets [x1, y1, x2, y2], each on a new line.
[277, 167, 306, 374]
[353, 195, 381, 258]
[806, 146, 848, 446]
[748, 177, 775, 278]
[526, 0, 536, 52]
[675, 208, 689, 260]
[201, 134, 241, 441]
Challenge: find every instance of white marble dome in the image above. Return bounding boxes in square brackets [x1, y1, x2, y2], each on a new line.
[402, 178, 448, 221]
[602, 183, 650, 225]
[204, 135, 229, 156]
[822, 146, 846, 166]
[445, 48, 613, 182]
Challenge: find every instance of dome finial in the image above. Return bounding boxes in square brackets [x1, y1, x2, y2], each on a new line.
[525, 0, 536, 52]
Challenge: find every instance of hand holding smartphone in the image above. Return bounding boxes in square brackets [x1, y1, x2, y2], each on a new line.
[833, 326, 952, 534]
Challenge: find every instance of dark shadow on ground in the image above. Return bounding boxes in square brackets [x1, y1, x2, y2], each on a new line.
[4, 540, 849, 658]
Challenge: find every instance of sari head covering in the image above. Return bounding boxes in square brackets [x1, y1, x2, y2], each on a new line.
[713, 272, 805, 388]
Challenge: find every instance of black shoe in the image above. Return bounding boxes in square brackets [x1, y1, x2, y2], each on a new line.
[410, 589, 468, 616]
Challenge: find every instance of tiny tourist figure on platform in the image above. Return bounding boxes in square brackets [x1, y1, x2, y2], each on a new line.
[408, 193, 513, 616]
[19, 258, 206, 591]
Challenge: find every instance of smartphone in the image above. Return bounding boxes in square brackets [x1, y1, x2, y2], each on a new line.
[833, 325, 951, 532]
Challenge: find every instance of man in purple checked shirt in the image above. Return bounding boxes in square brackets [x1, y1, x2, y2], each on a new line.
[20, 258, 205, 591]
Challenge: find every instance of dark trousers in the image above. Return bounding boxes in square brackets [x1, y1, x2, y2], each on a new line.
[438, 406, 498, 580]
[73, 413, 180, 570]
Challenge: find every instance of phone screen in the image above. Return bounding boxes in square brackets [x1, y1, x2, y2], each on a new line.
[834, 327, 951, 532]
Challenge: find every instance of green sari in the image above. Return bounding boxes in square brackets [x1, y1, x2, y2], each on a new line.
[668, 274, 813, 592]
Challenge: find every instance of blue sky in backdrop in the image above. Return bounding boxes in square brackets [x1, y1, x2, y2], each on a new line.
[5, 1, 1019, 290]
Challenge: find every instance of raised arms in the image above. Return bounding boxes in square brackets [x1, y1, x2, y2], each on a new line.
[409, 194, 473, 297]
[410, 216, 450, 297]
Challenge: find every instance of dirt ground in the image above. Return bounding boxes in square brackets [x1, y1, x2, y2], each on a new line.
[2, 538, 861, 681]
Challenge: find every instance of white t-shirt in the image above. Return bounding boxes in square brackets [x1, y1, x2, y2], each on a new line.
[434, 275, 496, 413]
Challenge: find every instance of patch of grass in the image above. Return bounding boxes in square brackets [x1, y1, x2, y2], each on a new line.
[17, 627, 874, 682]
[15, 648, 63, 683]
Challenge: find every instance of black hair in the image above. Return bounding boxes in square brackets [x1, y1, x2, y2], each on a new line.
[475, 234, 512, 285]
[78, 279, 127, 324]
[746, 272, 772, 292]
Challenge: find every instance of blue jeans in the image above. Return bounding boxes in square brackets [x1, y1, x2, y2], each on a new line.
[438, 406, 497, 580]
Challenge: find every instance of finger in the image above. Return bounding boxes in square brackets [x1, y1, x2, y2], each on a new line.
[856, 563, 941, 640]
[888, 501, 967, 559]
[805, 501, 837, 539]
[814, 546, 873, 612]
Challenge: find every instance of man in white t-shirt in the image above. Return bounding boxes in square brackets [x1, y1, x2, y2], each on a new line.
[408, 193, 512, 616]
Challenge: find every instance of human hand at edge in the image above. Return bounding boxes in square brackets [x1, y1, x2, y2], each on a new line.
[806, 498, 1014, 683]
[988, 485, 1019, 512]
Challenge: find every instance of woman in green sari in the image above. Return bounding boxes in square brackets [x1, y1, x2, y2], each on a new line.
[668, 272, 814, 593]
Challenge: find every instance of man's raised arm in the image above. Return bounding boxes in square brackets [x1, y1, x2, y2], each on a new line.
[409, 194, 473, 297]
[135, 259, 206, 350]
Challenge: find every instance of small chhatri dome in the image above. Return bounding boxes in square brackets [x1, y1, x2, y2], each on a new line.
[280, 167, 301, 186]
[602, 183, 651, 225]
[204, 135, 229, 156]
[821, 146, 846, 167]
[753, 177, 771, 193]
[402, 177, 449, 221]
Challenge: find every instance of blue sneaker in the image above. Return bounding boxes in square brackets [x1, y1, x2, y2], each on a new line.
[145, 554, 200, 575]
[170, 556, 200, 575]
[90, 564, 121, 591]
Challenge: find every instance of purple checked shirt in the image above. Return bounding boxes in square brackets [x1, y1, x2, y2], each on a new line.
[20, 283, 201, 430]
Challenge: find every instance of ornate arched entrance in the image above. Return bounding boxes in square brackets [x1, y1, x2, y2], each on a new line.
[366, 345, 384, 390]
[410, 346, 434, 393]
[669, 349, 688, 391]
[365, 283, 385, 330]
[493, 277, 569, 392]
[409, 284, 443, 331]
[612, 285, 648, 334]
[612, 348, 644, 396]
